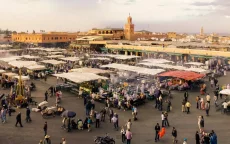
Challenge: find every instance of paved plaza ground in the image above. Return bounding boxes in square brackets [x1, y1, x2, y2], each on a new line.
[0, 73, 230, 144]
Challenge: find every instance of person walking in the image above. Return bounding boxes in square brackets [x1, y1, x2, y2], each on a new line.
[222, 101, 228, 114]
[206, 94, 211, 104]
[164, 112, 170, 127]
[26, 107, 31, 122]
[132, 106, 137, 121]
[155, 123, 160, 142]
[1, 107, 6, 123]
[166, 99, 171, 112]
[111, 114, 118, 130]
[121, 126, 126, 143]
[172, 127, 178, 143]
[109, 108, 114, 123]
[210, 130, 217, 144]
[198, 116, 202, 133]
[126, 119, 132, 130]
[43, 122, 48, 136]
[95, 112, 101, 128]
[200, 116, 204, 133]
[205, 101, 210, 116]
[196, 96, 200, 109]
[161, 112, 165, 127]
[125, 129, 132, 144]
[44, 91, 48, 102]
[184, 91, 189, 102]
[185, 101, 191, 114]
[15, 112, 23, 127]
[195, 131, 200, 144]
[182, 100, 186, 112]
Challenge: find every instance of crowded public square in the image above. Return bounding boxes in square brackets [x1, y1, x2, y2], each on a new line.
[0, 47, 228, 144]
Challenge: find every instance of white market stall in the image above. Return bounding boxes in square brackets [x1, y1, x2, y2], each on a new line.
[13, 75, 30, 81]
[101, 63, 165, 76]
[26, 65, 46, 71]
[40, 60, 66, 65]
[184, 68, 211, 74]
[184, 62, 205, 66]
[142, 59, 174, 64]
[70, 68, 112, 74]
[89, 57, 111, 61]
[59, 57, 80, 62]
[0, 69, 6, 73]
[22, 55, 40, 60]
[138, 62, 186, 70]
[220, 89, 230, 95]
[49, 52, 63, 55]
[46, 55, 65, 59]
[2, 72, 18, 80]
[91, 54, 140, 60]
[0, 56, 22, 63]
[53, 72, 108, 83]
[8, 61, 37, 68]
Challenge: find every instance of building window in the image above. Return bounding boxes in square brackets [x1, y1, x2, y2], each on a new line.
[102, 31, 104, 34]
[44, 38, 45, 40]
[51, 37, 53, 40]
[106, 31, 108, 34]
[98, 31, 101, 34]
[60, 37, 62, 39]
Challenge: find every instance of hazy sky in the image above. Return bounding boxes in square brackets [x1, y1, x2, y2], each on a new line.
[1, 0, 230, 33]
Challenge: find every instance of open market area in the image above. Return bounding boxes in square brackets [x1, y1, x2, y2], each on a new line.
[0, 46, 229, 144]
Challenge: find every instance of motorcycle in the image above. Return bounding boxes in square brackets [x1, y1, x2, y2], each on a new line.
[94, 134, 115, 144]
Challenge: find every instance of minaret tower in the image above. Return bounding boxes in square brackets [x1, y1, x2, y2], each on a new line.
[124, 13, 134, 40]
[200, 27, 204, 36]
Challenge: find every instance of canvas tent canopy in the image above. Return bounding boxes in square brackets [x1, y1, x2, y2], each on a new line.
[142, 59, 174, 64]
[159, 71, 205, 81]
[3, 72, 18, 77]
[59, 57, 80, 62]
[53, 72, 108, 83]
[46, 55, 65, 58]
[101, 63, 165, 76]
[184, 68, 210, 74]
[40, 60, 66, 65]
[49, 52, 63, 55]
[13, 75, 30, 81]
[70, 68, 112, 74]
[26, 65, 46, 71]
[89, 57, 111, 61]
[0, 69, 6, 73]
[184, 62, 205, 66]
[138, 63, 186, 70]
[23, 55, 40, 59]
[219, 89, 230, 95]
[8, 61, 37, 68]
[91, 54, 140, 60]
[0, 56, 22, 62]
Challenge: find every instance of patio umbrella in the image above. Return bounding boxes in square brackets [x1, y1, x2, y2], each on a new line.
[61, 110, 76, 118]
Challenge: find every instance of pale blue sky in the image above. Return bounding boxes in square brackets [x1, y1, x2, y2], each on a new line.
[0, 0, 230, 33]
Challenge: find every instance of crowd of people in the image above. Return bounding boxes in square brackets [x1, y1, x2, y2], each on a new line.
[0, 48, 229, 144]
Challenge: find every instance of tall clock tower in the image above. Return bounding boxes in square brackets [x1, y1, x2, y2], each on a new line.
[124, 14, 134, 40]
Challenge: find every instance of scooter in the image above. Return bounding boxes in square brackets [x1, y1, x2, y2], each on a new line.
[94, 134, 115, 144]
